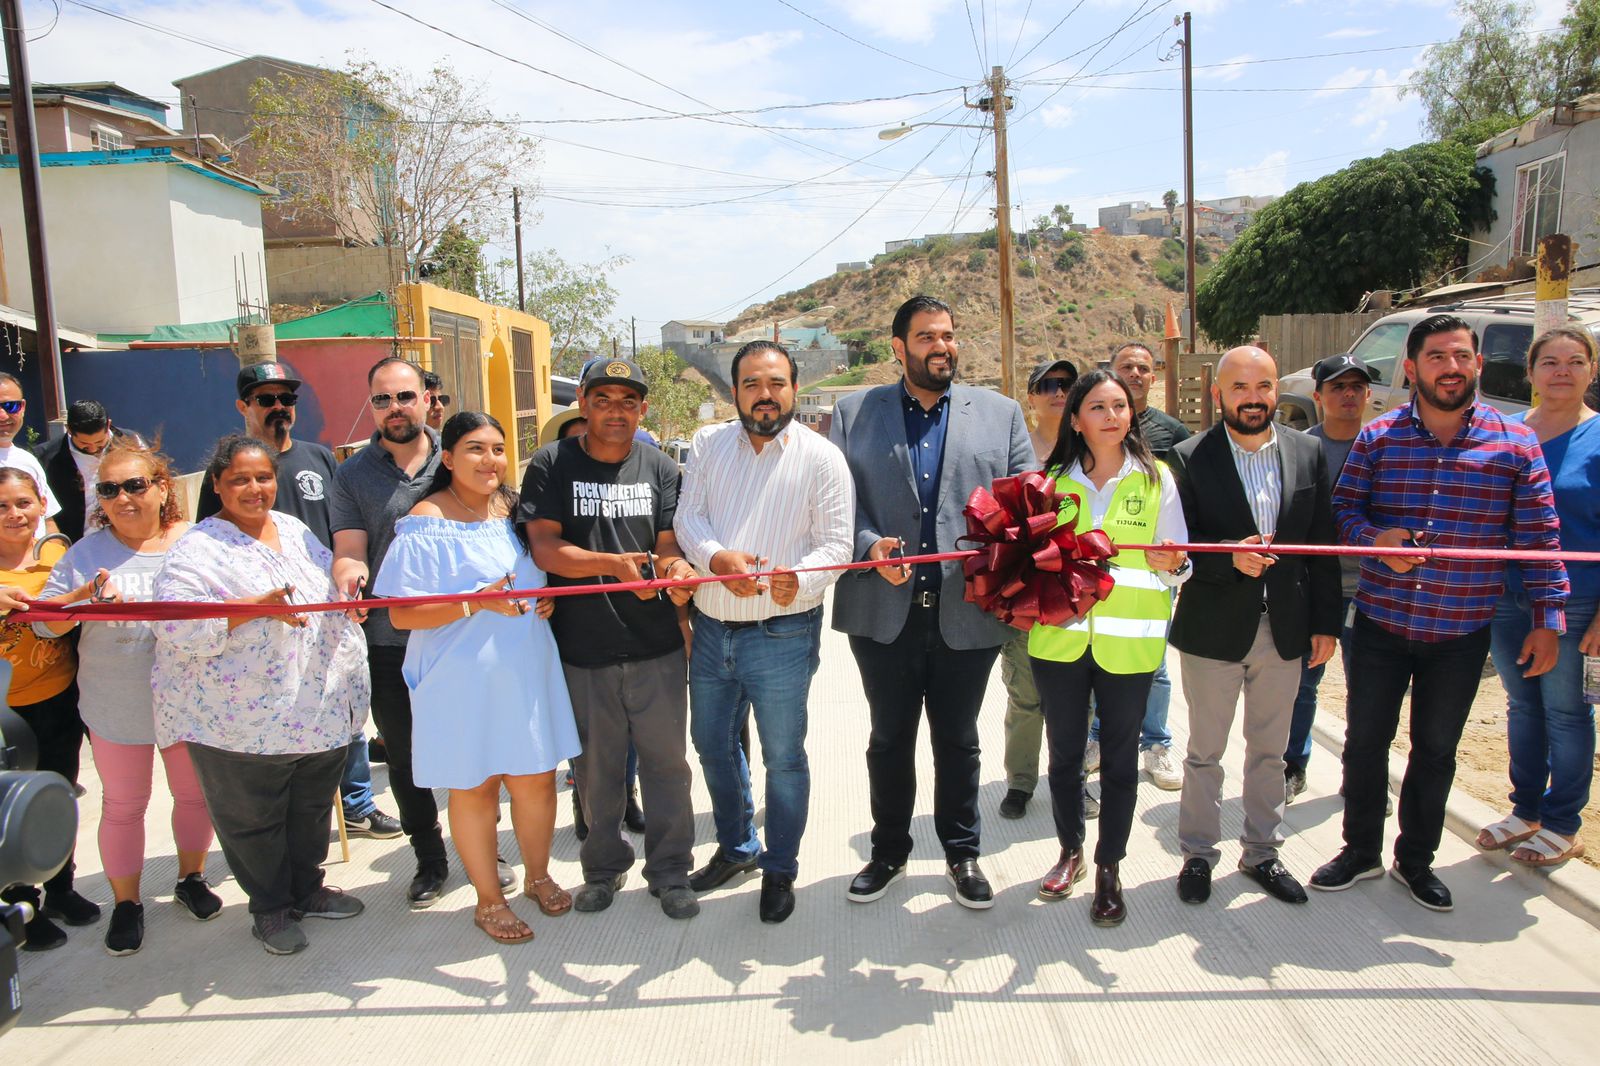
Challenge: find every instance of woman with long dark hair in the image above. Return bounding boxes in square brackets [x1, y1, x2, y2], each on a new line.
[1027, 370, 1190, 926]
[377, 411, 580, 945]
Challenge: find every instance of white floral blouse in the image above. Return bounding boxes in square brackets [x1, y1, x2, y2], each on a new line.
[151, 514, 370, 755]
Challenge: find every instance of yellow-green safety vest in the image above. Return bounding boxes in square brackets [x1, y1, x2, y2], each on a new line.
[1027, 466, 1172, 674]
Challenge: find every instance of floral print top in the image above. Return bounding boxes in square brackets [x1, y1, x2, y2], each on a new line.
[151, 514, 370, 755]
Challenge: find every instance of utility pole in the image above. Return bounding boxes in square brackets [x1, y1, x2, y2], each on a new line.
[631, 316, 637, 357]
[1, 0, 65, 430]
[978, 66, 1017, 399]
[511, 187, 526, 312]
[1181, 11, 1197, 356]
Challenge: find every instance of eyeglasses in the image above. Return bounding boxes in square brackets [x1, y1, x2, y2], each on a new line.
[430, 394, 451, 408]
[1029, 378, 1072, 396]
[94, 476, 154, 500]
[250, 392, 299, 408]
[369, 391, 421, 410]
[0, 400, 22, 415]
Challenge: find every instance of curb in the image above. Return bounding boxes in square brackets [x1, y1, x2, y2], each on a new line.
[1311, 718, 1600, 931]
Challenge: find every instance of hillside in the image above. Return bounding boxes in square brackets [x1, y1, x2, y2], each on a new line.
[727, 231, 1220, 389]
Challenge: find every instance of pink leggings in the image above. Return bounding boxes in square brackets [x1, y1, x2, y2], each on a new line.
[89, 732, 215, 879]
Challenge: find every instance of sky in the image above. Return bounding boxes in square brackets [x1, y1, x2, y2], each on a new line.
[21, 0, 1579, 341]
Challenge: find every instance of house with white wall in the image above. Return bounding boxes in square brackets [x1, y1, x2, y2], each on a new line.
[1471, 93, 1600, 274]
[0, 146, 272, 334]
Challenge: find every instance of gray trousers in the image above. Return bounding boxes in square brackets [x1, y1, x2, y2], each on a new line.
[1177, 614, 1300, 868]
[999, 630, 1045, 791]
[564, 649, 695, 890]
[187, 742, 346, 915]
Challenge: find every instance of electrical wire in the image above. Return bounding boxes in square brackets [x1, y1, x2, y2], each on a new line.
[1005, 0, 1035, 67]
[963, 0, 987, 77]
[772, 0, 963, 80]
[1010, 0, 1088, 71]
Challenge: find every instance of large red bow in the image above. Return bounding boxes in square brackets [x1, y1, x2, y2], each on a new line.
[960, 471, 1118, 630]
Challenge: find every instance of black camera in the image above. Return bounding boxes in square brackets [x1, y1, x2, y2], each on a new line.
[1, 691, 80, 1038]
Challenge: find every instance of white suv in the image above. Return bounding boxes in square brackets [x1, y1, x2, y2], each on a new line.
[1276, 289, 1600, 429]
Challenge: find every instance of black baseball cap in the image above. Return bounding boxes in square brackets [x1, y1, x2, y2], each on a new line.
[236, 362, 301, 399]
[580, 356, 649, 397]
[1027, 358, 1079, 391]
[1312, 353, 1374, 386]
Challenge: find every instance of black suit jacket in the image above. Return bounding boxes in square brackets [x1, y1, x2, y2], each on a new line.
[36, 427, 137, 541]
[1167, 424, 1341, 662]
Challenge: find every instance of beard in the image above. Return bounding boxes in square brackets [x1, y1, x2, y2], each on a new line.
[1221, 402, 1272, 436]
[267, 411, 292, 446]
[905, 351, 956, 391]
[1415, 371, 1477, 413]
[739, 402, 794, 438]
[381, 417, 423, 444]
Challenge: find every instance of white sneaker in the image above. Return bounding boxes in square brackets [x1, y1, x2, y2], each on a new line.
[1084, 740, 1101, 775]
[1143, 744, 1182, 790]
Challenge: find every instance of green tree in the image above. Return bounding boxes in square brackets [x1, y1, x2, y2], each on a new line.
[1051, 203, 1074, 227]
[633, 345, 709, 441]
[1162, 189, 1178, 225]
[1546, 0, 1600, 100]
[1195, 140, 1494, 345]
[490, 248, 629, 376]
[423, 221, 488, 298]
[1403, 1, 1541, 138]
[249, 60, 542, 279]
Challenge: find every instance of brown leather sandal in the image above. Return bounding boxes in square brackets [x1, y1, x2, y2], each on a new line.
[524, 875, 573, 917]
[474, 901, 533, 943]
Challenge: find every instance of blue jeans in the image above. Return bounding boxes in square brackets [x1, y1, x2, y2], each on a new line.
[340, 735, 377, 820]
[1089, 655, 1173, 750]
[1489, 592, 1597, 837]
[1285, 596, 1356, 771]
[689, 608, 823, 879]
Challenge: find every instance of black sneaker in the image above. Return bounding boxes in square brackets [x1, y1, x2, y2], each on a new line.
[104, 901, 145, 956]
[20, 910, 67, 952]
[42, 888, 101, 926]
[1390, 861, 1453, 912]
[407, 862, 449, 909]
[173, 874, 223, 921]
[345, 809, 403, 839]
[846, 859, 905, 903]
[688, 850, 759, 893]
[946, 859, 995, 910]
[1308, 848, 1383, 892]
[998, 788, 1031, 819]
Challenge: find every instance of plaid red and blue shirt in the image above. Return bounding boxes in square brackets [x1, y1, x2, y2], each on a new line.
[1333, 400, 1568, 641]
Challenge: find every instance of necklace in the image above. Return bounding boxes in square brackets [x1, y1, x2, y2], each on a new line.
[448, 484, 491, 522]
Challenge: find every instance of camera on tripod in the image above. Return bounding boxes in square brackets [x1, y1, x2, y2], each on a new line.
[1, 692, 80, 1038]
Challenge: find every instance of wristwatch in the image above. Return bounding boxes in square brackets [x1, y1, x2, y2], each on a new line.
[1167, 559, 1192, 577]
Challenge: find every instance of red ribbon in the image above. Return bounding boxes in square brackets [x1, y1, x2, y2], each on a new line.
[959, 471, 1117, 631]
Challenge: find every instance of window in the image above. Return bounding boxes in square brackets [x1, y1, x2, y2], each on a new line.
[89, 126, 123, 151]
[1479, 322, 1535, 403]
[1349, 321, 1411, 385]
[692, 329, 704, 339]
[0, 118, 9, 155]
[510, 328, 538, 456]
[1512, 153, 1564, 258]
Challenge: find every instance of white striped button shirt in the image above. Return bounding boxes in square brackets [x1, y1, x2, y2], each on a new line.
[674, 419, 856, 622]
[1225, 425, 1282, 540]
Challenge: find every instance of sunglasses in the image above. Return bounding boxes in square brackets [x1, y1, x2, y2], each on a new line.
[1029, 378, 1072, 396]
[430, 394, 452, 408]
[95, 476, 154, 500]
[0, 400, 22, 415]
[250, 392, 299, 408]
[370, 391, 421, 410]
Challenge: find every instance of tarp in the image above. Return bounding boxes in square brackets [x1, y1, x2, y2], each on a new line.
[99, 292, 398, 345]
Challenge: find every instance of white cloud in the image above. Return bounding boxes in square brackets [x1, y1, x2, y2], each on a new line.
[1322, 27, 1381, 39]
[1225, 150, 1291, 197]
[1197, 54, 1254, 83]
[829, 0, 959, 46]
[1316, 66, 1375, 96]
[1040, 104, 1076, 128]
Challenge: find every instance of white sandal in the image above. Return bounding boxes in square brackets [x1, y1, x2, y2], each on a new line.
[1511, 827, 1586, 867]
[1475, 813, 1540, 850]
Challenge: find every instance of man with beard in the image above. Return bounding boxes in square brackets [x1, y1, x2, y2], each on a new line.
[36, 400, 139, 542]
[331, 357, 455, 906]
[1312, 315, 1568, 911]
[673, 341, 853, 923]
[830, 295, 1032, 910]
[197, 363, 402, 842]
[521, 357, 702, 920]
[1167, 346, 1340, 906]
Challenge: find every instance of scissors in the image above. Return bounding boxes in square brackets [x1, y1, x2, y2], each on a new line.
[90, 572, 115, 604]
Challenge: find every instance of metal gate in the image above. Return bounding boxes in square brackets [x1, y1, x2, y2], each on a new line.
[430, 308, 484, 414]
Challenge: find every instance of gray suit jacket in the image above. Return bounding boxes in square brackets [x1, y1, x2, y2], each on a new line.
[829, 381, 1032, 649]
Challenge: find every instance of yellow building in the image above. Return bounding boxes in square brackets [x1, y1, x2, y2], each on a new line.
[393, 281, 554, 470]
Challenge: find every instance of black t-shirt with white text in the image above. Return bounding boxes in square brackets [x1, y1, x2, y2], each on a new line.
[197, 439, 339, 549]
[517, 436, 683, 667]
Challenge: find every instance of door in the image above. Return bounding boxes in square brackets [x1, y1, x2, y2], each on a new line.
[430, 309, 484, 415]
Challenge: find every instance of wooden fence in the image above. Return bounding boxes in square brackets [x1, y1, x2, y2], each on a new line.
[1256, 311, 1386, 374]
[1174, 353, 1220, 431]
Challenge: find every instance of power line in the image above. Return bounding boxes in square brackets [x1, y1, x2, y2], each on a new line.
[772, 1, 962, 80]
[963, 0, 987, 77]
[1005, 0, 1036, 67]
[1011, 0, 1089, 70]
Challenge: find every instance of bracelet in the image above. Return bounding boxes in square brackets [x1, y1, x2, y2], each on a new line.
[461, 601, 472, 619]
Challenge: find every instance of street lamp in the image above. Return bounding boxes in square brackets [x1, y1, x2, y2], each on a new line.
[877, 67, 1017, 398]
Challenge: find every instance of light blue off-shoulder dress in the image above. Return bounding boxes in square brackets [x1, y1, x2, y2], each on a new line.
[373, 515, 580, 789]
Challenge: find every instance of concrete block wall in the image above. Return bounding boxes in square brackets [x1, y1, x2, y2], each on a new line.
[267, 245, 397, 306]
